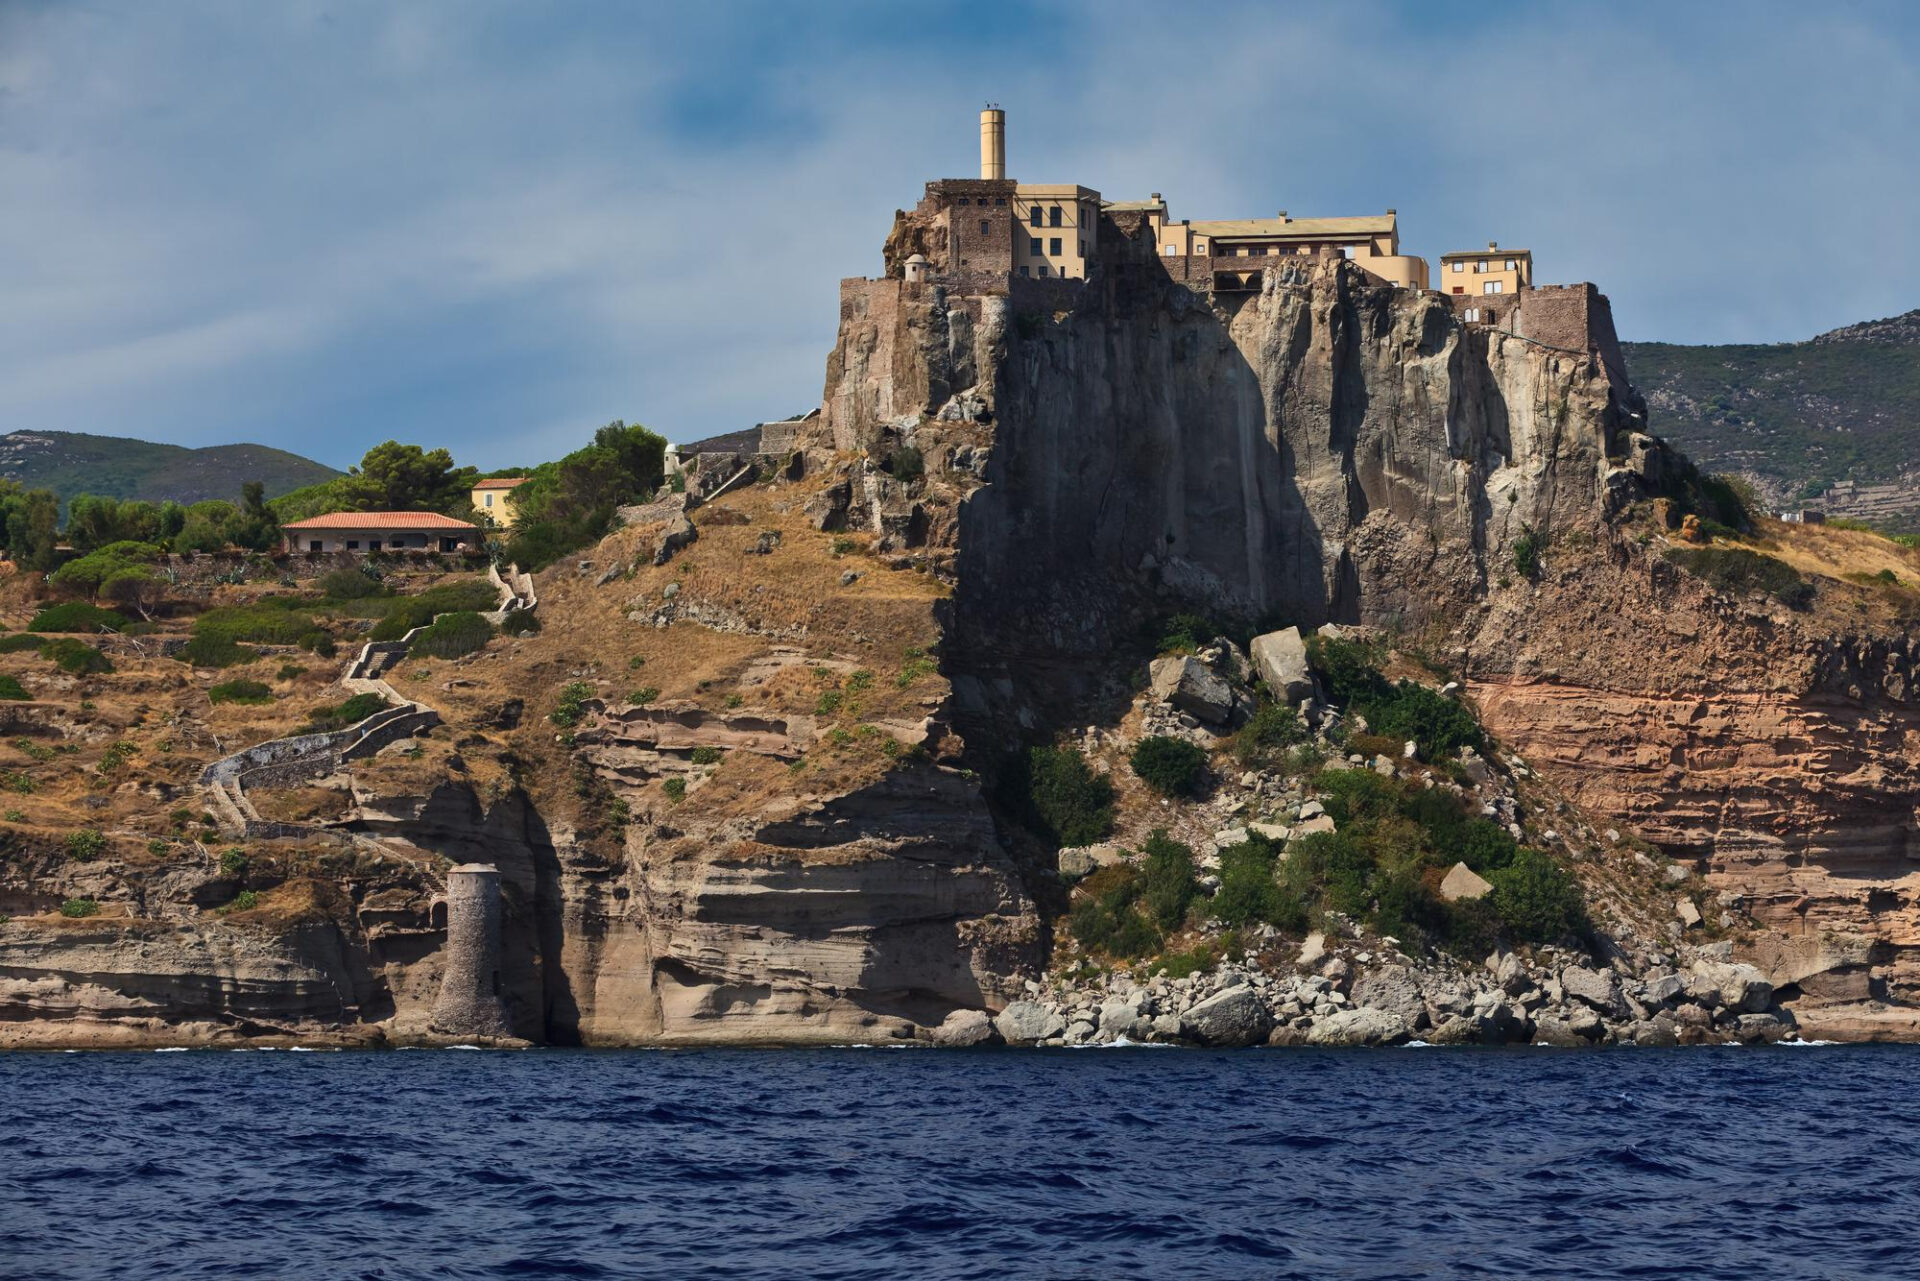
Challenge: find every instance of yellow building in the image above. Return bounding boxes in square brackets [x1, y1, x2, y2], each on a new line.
[1013, 183, 1102, 279]
[472, 477, 528, 529]
[1439, 242, 1532, 298]
[1151, 209, 1428, 289]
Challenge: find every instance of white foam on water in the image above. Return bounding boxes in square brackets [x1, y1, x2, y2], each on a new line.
[153, 1047, 189, 1053]
[1780, 1038, 1840, 1047]
[447, 1044, 483, 1050]
[1402, 1039, 1434, 1049]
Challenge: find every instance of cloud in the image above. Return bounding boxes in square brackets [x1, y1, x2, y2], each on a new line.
[1, 1, 1916, 469]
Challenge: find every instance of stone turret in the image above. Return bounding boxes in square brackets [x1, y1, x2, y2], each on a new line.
[430, 863, 512, 1038]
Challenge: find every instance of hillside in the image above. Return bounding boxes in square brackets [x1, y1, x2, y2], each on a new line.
[0, 430, 339, 506]
[1624, 309, 1920, 526]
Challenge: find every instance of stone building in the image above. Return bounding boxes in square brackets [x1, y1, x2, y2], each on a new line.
[430, 863, 512, 1038]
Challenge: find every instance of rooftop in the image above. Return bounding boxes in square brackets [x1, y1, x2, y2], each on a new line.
[1441, 247, 1532, 260]
[281, 511, 483, 531]
[473, 477, 528, 490]
[1185, 214, 1396, 239]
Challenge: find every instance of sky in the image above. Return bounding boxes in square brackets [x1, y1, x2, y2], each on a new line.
[3, 0, 1918, 471]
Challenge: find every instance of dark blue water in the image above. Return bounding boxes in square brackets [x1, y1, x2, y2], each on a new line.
[3, 1045, 1916, 1279]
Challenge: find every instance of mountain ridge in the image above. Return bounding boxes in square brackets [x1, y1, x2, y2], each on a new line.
[0, 429, 340, 507]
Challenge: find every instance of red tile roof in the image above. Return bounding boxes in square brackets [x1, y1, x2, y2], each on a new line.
[281, 511, 483, 531]
[473, 477, 529, 490]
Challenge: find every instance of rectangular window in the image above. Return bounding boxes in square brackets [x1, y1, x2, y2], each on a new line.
[1451, 261, 1464, 273]
[1505, 259, 1517, 270]
[368, 540, 380, 551]
[309, 540, 323, 552]
[1029, 237, 1042, 255]
[484, 493, 494, 507]
[994, 196, 1005, 205]
[1162, 244, 1176, 255]
[957, 197, 970, 206]
[1485, 281, 1504, 294]
[1037, 265, 1049, 277]
[1049, 206, 1062, 227]
[1018, 266, 1029, 277]
[1464, 307, 1480, 322]
[1473, 261, 1485, 272]
[980, 220, 990, 236]
[1079, 241, 1086, 258]
[1452, 286, 1464, 295]
[346, 539, 359, 549]
[1194, 241, 1206, 253]
[1029, 207, 1042, 227]
[1049, 237, 1061, 255]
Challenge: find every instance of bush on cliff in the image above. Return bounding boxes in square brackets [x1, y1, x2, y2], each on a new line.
[208, 679, 273, 706]
[1663, 545, 1814, 609]
[1211, 834, 1306, 931]
[1138, 831, 1199, 931]
[41, 638, 111, 676]
[1231, 701, 1305, 768]
[1013, 745, 1115, 848]
[409, 610, 492, 660]
[59, 897, 99, 918]
[27, 602, 126, 634]
[1306, 636, 1481, 758]
[0, 675, 27, 701]
[305, 691, 390, 732]
[177, 633, 254, 669]
[1130, 735, 1208, 798]
[46, 541, 165, 598]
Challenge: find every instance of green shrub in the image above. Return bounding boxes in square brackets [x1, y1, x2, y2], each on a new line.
[830, 537, 857, 557]
[59, 897, 99, 918]
[1019, 745, 1115, 847]
[690, 746, 722, 765]
[219, 847, 249, 877]
[0, 634, 46, 654]
[1153, 944, 1219, 979]
[628, 686, 661, 706]
[193, 603, 318, 647]
[1138, 830, 1198, 931]
[298, 631, 336, 658]
[662, 777, 686, 802]
[177, 633, 255, 669]
[1231, 701, 1305, 767]
[47, 541, 165, 596]
[1211, 835, 1304, 930]
[1487, 848, 1588, 943]
[306, 691, 390, 731]
[1156, 612, 1220, 655]
[4, 810, 23, 822]
[500, 609, 541, 636]
[0, 675, 27, 701]
[208, 680, 273, 706]
[41, 639, 112, 675]
[277, 663, 307, 681]
[4, 773, 34, 794]
[147, 838, 169, 856]
[1512, 526, 1542, 578]
[410, 610, 492, 660]
[318, 567, 387, 600]
[1067, 864, 1163, 961]
[886, 443, 924, 481]
[27, 602, 125, 633]
[1307, 635, 1479, 758]
[224, 889, 259, 913]
[1664, 546, 1814, 609]
[550, 680, 594, 727]
[64, 828, 106, 860]
[1130, 735, 1207, 797]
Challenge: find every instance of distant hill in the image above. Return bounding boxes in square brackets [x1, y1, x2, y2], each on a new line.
[0, 430, 340, 507]
[1624, 309, 1920, 527]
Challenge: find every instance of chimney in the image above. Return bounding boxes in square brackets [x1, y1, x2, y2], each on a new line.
[1488, 240, 1498, 250]
[1278, 210, 1289, 221]
[979, 106, 1006, 181]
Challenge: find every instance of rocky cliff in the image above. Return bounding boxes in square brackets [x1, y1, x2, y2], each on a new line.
[6, 240, 1920, 1048]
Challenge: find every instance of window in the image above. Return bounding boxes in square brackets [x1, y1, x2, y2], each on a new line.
[1464, 307, 1481, 322]
[994, 196, 1005, 205]
[980, 220, 990, 236]
[1451, 286, 1464, 295]
[1049, 237, 1061, 255]
[1029, 237, 1042, 255]
[309, 540, 323, 552]
[1194, 241, 1206, 253]
[1049, 205, 1062, 227]
[346, 539, 359, 549]
[957, 197, 970, 206]
[1473, 260, 1485, 273]
[1505, 259, 1517, 270]
[1484, 281, 1504, 293]
[1162, 244, 1176, 255]
[1451, 261, 1464, 273]
[1037, 265, 1049, 277]
[1018, 266, 1029, 277]
[1029, 207, 1042, 227]
[1078, 240, 1086, 258]
[484, 493, 494, 507]
[368, 540, 380, 551]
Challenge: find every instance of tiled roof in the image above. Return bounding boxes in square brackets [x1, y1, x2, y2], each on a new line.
[281, 511, 482, 531]
[1186, 214, 1395, 239]
[473, 477, 529, 489]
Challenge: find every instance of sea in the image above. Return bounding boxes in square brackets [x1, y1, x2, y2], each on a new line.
[2, 1043, 1914, 1280]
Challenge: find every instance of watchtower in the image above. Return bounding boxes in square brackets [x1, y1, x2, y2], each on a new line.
[430, 863, 512, 1038]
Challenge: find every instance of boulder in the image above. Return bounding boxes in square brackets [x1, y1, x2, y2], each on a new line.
[1180, 986, 1273, 1047]
[1149, 656, 1236, 725]
[1688, 961, 1773, 1014]
[1296, 931, 1327, 966]
[1305, 1007, 1409, 1047]
[1349, 966, 1429, 1030]
[1248, 822, 1291, 842]
[993, 1000, 1065, 1044]
[1265, 1023, 1308, 1047]
[1531, 1014, 1588, 1047]
[1057, 844, 1124, 879]
[1439, 862, 1493, 902]
[1640, 973, 1685, 1005]
[1471, 1002, 1532, 1045]
[1560, 965, 1624, 1016]
[1733, 1011, 1795, 1044]
[1249, 627, 1315, 704]
[1675, 898, 1703, 928]
[930, 1009, 997, 1047]
[1293, 814, 1336, 837]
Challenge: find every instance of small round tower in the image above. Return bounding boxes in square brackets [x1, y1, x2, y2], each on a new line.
[903, 253, 930, 284]
[430, 863, 512, 1038]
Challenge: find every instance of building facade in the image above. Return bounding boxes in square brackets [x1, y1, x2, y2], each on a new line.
[472, 477, 529, 529]
[280, 511, 484, 554]
[1439, 242, 1533, 298]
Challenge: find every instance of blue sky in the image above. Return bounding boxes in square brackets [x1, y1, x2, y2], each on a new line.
[4, 0, 1918, 471]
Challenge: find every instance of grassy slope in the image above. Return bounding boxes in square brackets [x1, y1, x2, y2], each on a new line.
[1623, 311, 1920, 514]
[0, 431, 340, 506]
